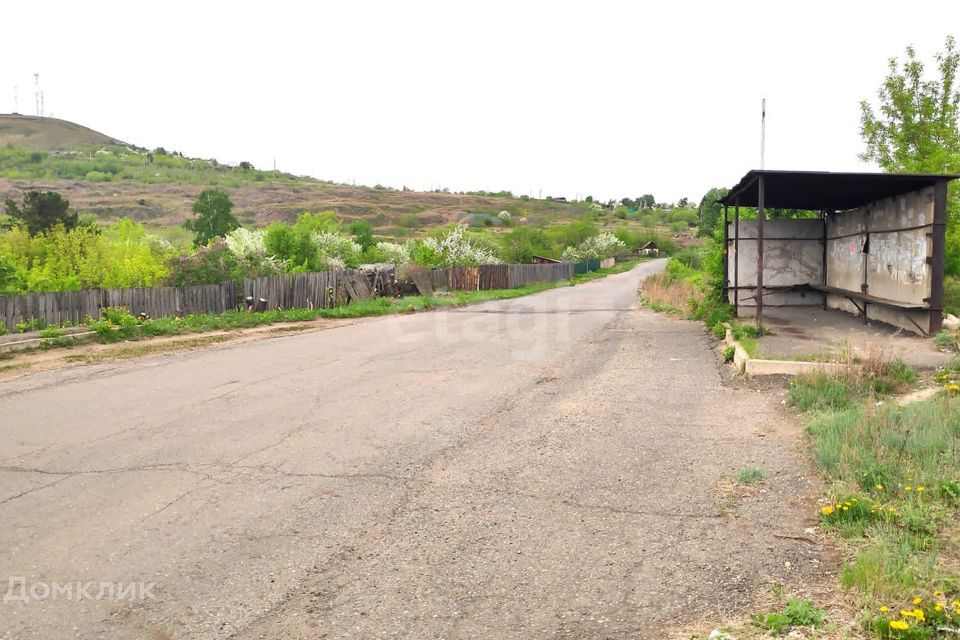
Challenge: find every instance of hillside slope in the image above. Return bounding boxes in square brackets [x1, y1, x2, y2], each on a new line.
[0, 114, 128, 151]
[0, 116, 594, 237]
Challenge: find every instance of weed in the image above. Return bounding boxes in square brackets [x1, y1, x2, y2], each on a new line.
[722, 345, 735, 362]
[737, 467, 764, 484]
[751, 599, 824, 633]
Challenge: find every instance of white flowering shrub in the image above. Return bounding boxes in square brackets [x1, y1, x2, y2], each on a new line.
[224, 228, 266, 258]
[413, 224, 502, 268]
[561, 232, 625, 261]
[497, 210, 512, 222]
[312, 232, 362, 269]
[375, 241, 411, 265]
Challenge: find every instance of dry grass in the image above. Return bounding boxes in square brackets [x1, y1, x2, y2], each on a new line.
[641, 271, 700, 314]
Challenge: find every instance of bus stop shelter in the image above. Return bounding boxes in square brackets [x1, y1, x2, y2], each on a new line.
[718, 170, 958, 336]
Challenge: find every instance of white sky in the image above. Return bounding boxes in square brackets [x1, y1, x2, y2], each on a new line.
[1, 1, 958, 204]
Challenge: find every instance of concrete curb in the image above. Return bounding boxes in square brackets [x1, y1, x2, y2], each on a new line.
[723, 325, 857, 377]
[0, 331, 97, 354]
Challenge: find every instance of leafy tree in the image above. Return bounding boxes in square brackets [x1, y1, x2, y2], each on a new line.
[638, 194, 656, 209]
[183, 188, 239, 246]
[4, 190, 77, 236]
[860, 36, 959, 174]
[677, 197, 689, 208]
[860, 36, 960, 274]
[349, 219, 375, 251]
[620, 197, 636, 209]
[238, 161, 254, 170]
[697, 187, 730, 237]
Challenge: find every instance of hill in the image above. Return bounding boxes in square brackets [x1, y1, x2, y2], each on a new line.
[0, 114, 128, 152]
[0, 116, 695, 245]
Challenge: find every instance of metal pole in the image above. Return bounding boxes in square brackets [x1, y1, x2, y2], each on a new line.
[734, 202, 740, 316]
[821, 210, 828, 310]
[760, 98, 766, 169]
[722, 205, 729, 300]
[756, 176, 765, 328]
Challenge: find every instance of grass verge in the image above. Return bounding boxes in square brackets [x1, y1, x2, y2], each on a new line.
[792, 356, 960, 638]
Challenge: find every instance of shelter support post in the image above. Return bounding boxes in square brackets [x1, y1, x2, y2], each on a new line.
[821, 210, 828, 310]
[734, 202, 740, 316]
[930, 179, 948, 334]
[722, 205, 729, 299]
[756, 176, 765, 328]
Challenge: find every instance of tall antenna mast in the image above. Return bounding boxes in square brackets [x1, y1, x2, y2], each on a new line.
[760, 97, 766, 169]
[33, 73, 40, 117]
[40, 91, 44, 118]
[13, 86, 18, 114]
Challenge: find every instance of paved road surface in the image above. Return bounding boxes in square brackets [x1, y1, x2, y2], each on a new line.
[0, 261, 822, 639]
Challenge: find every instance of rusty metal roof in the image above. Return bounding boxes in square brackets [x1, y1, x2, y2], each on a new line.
[718, 169, 960, 210]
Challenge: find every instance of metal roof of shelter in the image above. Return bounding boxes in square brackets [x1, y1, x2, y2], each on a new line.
[718, 169, 960, 210]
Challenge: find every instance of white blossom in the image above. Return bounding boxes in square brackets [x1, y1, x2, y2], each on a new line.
[420, 224, 501, 266]
[224, 228, 266, 257]
[375, 241, 411, 265]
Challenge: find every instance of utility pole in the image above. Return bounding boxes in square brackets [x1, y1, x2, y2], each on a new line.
[13, 86, 18, 114]
[760, 98, 766, 169]
[34, 73, 39, 117]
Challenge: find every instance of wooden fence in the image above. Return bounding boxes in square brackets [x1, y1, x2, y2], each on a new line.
[405, 262, 576, 295]
[0, 261, 590, 330]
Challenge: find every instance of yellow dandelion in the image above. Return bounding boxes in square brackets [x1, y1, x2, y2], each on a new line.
[935, 603, 943, 612]
[880, 605, 889, 613]
[842, 506, 849, 511]
[914, 608, 925, 622]
[934, 590, 943, 596]
[905, 486, 913, 491]
[890, 620, 909, 630]
[821, 506, 834, 515]
[913, 598, 922, 605]
[917, 486, 925, 492]
[876, 484, 884, 491]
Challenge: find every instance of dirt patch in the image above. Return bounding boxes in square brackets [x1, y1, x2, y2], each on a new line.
[0, 317, 358, 383]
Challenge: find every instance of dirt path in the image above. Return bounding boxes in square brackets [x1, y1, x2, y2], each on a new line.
[0, 260, 827, 639]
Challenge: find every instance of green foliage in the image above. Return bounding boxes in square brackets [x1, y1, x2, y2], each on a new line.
[166, 239, 278, 286]
[722, 345, 735, 362]
[183, 188, 239, 246]
[751, 599, 825, 633]
[4, 190, 77, 236]
[737, 466, 764, 484]
[349, 219, 375, 251]
[697, 187, 729, 238]
[0, 219, 173, 292]
[0, 145, 302, 188]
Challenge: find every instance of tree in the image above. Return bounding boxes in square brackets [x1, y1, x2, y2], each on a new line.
[697, 187, 729, 238]
[677, 197, 689, 208]
[860, 36, 959, 175]
[4, 190, 77, 236]
[183, 188, 239, 246]
[349, 220, 375, 251]
[860, 36, 960, 273]
[638, 194, 656, 209]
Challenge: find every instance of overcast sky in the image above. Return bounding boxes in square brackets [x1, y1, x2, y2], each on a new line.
[1, 1, 958, 204]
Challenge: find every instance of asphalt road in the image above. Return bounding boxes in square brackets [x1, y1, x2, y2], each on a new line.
[0, 260, 823, 639]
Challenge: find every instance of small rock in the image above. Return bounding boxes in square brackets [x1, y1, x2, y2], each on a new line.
[709, 630, 736, 640]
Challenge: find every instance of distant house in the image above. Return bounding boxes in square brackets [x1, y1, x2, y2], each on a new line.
[532, 255, 561, 264]
[638, 241, 659, 257]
